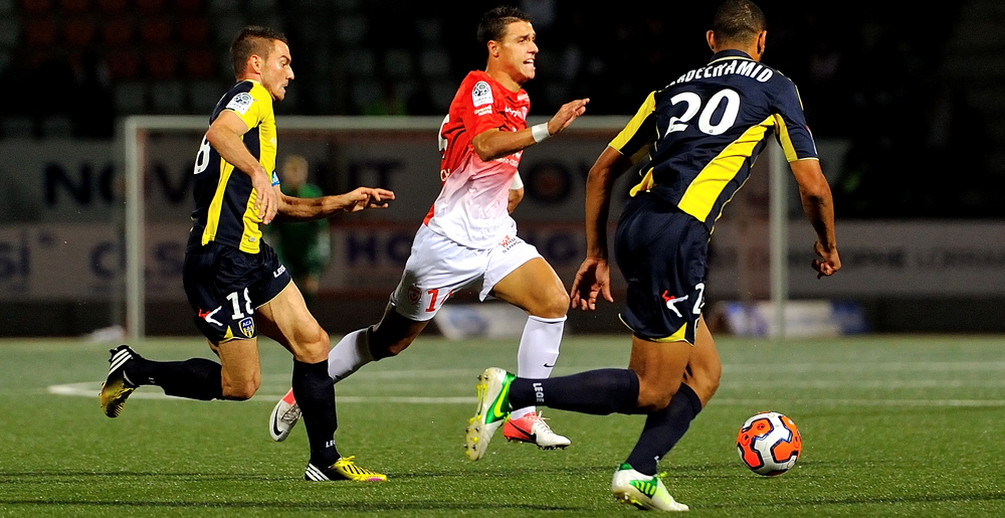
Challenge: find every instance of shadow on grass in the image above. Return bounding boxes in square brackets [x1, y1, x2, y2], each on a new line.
[0, 499, 590, 512]
[701, 491, 1005, 510]
[0, 471, 593, 512]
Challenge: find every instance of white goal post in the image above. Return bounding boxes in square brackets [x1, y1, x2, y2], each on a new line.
[121, 115, 789, 341]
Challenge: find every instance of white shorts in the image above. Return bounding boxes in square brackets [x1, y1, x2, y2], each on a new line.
[390, 224, 542, 321]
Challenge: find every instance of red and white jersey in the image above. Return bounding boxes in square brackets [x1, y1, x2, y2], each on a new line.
[424, 70, 530, 248]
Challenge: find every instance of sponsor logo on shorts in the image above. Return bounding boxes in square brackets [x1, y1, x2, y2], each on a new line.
[198, 306, 223, 326]
[239, 317, 255, 338]
[273, 264, 287, 278]
[662, 290, 689, 318]
[498, 235, 520, 252]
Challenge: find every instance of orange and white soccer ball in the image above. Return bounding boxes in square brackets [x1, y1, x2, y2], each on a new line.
[736, 411, 801, 476]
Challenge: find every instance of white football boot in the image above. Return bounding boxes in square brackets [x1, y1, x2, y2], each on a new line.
[269, 388, 301, 442]
[465, 367, 514, 460]
[502, 410, 571, 449]
[611, 463, 689, 512]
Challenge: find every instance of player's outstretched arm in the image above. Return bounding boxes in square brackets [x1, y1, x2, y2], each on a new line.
[790, 159, 840, 278]
[275, 187, 395, 222]
[335, 187, 396, 213]
[471, 98, 590, 162]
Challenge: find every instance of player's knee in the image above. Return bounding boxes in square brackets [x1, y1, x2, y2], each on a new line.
[685, 360, 722, 405]
[222, 379, 260, 400]
[699, 365, 722, 401]
[636, 392, 673, 413]
[534, 288, 570, 319]
[635, 380, 677, 413]
[298, 327, 330, 363]
[549, 290, 571, 317]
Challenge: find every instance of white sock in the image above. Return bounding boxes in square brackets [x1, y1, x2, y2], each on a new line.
[327, 328, 374, 382]
[511, 315, 565, 420]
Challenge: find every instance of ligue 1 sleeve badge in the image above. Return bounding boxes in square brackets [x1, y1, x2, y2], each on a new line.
[472, 81, 493, 107]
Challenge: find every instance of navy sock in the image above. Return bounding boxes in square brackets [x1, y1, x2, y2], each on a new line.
[292, 359, 340, 466]
[126, 357, 224, 401]
[625, 383, 702, 475]
[508, 368, 639, 415]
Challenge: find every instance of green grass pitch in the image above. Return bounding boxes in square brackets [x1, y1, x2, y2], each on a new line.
[2, 333, 1004, 516]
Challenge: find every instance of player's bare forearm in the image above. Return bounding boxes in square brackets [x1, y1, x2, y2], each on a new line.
[571, 146, 627, 310]
[790, 159, 840, 277]
[471, 98, 589, 162]
[471, 129, 525, 161]
[276, 187, 394, 221]
[583, 146, 630, 257]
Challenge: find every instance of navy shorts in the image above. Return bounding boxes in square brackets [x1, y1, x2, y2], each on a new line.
[183, 241, 292, 342]
[614, 194, 709, 344]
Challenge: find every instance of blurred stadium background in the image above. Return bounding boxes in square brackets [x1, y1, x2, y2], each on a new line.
[2, 0, 1004, 338]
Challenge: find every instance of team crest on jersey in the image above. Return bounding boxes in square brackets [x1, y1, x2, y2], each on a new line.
[471, 81, 493, 106]
[226, 92, 254, 115]
[239, 317, 255, 338]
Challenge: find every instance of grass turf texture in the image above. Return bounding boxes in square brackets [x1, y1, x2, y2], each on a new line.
[2, 334, 1004, 516]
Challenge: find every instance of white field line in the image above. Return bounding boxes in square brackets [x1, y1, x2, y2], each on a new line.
[52, 379, 1005, 407]
[721, 361, 1005, 373]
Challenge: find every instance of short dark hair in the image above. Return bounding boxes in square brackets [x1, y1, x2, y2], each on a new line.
[477, 5, 531, 45]
[230, 25, 288, 78]
[711, 0, 766, 44]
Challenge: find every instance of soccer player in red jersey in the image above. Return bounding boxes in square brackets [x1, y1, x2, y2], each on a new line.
[269, 6, 589, 449]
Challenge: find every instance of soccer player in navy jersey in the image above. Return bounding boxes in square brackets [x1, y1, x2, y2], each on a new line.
[466, 1, 841, 510]
[268, 6, 589, 451]
[99, 26, 393, 482]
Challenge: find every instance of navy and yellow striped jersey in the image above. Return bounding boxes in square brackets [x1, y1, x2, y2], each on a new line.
[188, 80, 280, 254]
[611, 49, 818, 231]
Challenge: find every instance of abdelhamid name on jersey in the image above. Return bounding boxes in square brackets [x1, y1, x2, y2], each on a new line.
[612, 49, 819, 231]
